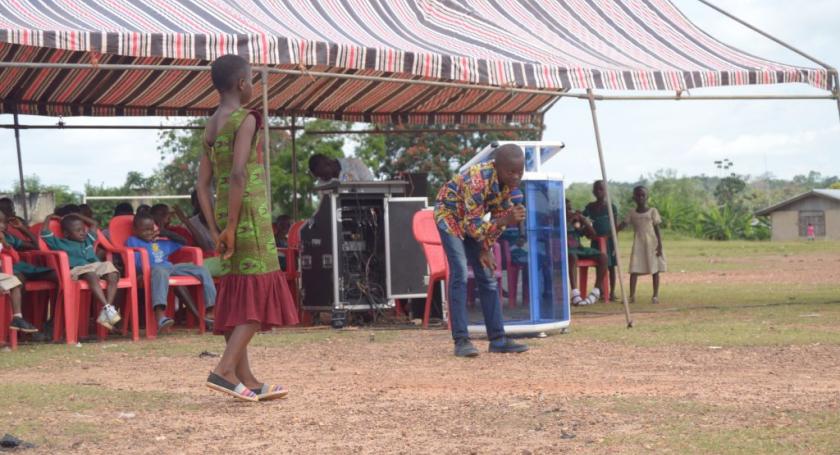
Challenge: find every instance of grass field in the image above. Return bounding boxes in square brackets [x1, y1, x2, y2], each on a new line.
[1, 234, 839, 454]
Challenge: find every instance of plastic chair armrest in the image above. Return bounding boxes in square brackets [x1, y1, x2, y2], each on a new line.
[170, 247, 204, 266]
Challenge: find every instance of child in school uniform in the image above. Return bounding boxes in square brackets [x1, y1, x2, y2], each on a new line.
[41, 214, 122, 329]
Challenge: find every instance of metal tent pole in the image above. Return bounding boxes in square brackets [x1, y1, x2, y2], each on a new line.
[261, 69, 273, 211]
[586, 89, 633, 328]
[290, 116, 299, 220]
[12, 113, 29, 221]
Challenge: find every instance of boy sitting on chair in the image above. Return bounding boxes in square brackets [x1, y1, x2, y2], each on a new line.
[566, 199, 608, 306]
[41, 213, 122, 330]
[125, 213, 216, 331]
[1, 243, 38, 334]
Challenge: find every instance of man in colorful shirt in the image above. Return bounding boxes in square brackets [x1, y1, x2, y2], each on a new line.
[434, 144, 528, 357]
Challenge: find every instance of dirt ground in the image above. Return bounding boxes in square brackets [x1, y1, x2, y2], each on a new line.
[2, 243, 840, 454]
[1, 319, 838, 454]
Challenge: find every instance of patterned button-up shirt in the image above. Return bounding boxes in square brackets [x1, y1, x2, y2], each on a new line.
[434, 161, 519, 250]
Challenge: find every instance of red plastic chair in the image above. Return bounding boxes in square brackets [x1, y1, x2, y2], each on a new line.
[500, 240, 529, 308]
[466, 242, 503, 306]
[39, 219, 140, 344]
[412, 210, 449, 329]
[1, 254, 18, 350]
[2, 239, 61, 335]
[108, 215, 207, 339]
[577, 236, 611, 301]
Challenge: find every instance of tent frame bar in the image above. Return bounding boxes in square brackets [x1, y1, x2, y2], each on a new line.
[12, 113, 28, 220]
[0, 123, 539, 134]
[697, 0, 839, 122]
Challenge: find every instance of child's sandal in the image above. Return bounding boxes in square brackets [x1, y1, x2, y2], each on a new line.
[206, 372, 258, 402]
[254, 383, 289, 401]
[651, 297, 659, 305]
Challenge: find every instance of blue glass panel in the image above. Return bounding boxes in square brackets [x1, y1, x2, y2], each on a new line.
[525, 179, 569, 323]
[523, 146, 538, 171]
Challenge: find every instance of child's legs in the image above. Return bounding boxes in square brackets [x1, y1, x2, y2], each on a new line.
[150, 266, 173, 319]
[170, 264, 217, 311]
[595, 253, 608, 292]
[10, 286, 23, 314]
[567, 254, 579, 288]
[224, 332, 259, 388]
[214, 322, 260, 384]
[103, 272, 120, 306]
[608, 267, 616, 296]
[80, 272, 109, 306]
[629, 273, 638, 297]
[652, 273, 660, 298]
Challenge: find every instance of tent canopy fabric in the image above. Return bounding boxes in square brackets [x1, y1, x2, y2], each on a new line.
[0, 0, 832, 124]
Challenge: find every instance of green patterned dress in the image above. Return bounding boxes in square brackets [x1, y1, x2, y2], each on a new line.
[204, 108, 299, 333]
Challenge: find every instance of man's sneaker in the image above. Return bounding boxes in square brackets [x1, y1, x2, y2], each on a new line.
[96, 310, 113, 331]
[454, 339, 479, 358]
[158, 317, 175, 331]
[489, 338, 529, 354]
[103, 304, 121, 326]
[9, 317, 38, 333]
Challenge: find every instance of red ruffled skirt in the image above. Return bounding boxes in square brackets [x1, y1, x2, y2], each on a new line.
[213, 270, 299, 334]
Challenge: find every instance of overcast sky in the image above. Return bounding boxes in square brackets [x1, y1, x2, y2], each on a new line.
[1, 0, 838, 194]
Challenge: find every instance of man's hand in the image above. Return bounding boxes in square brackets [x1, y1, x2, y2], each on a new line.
[217, 226, 236, 260]
[501, 205, 526, 227]
[479, 249, 496, 270]
[656, 244, 663, 257]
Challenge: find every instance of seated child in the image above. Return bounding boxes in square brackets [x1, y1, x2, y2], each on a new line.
[41, 213, 122, 330]
[125, 213, 216, 331]
[1, 247, 38, 334]
[151, 203, 194, 246]
[566, 199, 608, 306]
[0, 212, 59, 285]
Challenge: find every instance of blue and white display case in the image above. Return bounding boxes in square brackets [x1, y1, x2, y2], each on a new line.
[459, 141, 565, 173]
[468, 172, 570, 336]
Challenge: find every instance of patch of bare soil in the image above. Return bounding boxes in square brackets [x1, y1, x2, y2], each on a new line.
[2, 323, 839, 454]
[667, 253, 840, 285]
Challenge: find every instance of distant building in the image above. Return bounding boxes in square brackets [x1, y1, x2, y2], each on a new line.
[755, 189, 840, 241]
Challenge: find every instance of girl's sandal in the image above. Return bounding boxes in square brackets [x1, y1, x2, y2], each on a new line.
[651, 297, 659, 305]
[254, 383, 289, 401]
[571, 294, 585, 306]
[206, 372, 258, 402]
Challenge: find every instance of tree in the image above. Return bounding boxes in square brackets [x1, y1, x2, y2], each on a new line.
[354, 125, 541, 199]
[10, 175, 81, 208]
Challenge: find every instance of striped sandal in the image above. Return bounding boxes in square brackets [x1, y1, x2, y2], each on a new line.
[206, 373, 258, 402]
[254, 383, 289, 401]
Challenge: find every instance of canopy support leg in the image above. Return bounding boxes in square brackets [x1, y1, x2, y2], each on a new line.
[291, 116, 298, 220]
[261, 70, 273, 213]
[586, 89, 633, 328]
[13, 113, 29, 221]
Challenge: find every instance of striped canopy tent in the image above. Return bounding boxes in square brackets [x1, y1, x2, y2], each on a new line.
[0, 0, 835, 124]
[1, 1, 836, 325]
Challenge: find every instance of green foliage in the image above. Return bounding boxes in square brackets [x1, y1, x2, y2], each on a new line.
[11, 175, 81, 207]
[354, 124, 541, 199]
[267, 119, 348, 217]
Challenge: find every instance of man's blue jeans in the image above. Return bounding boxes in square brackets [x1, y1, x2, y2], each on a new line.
[150, 263, 216, 310]
[438, 227, 505, 342]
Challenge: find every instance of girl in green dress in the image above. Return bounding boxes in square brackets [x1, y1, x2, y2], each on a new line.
[197, 55, 298, 402]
